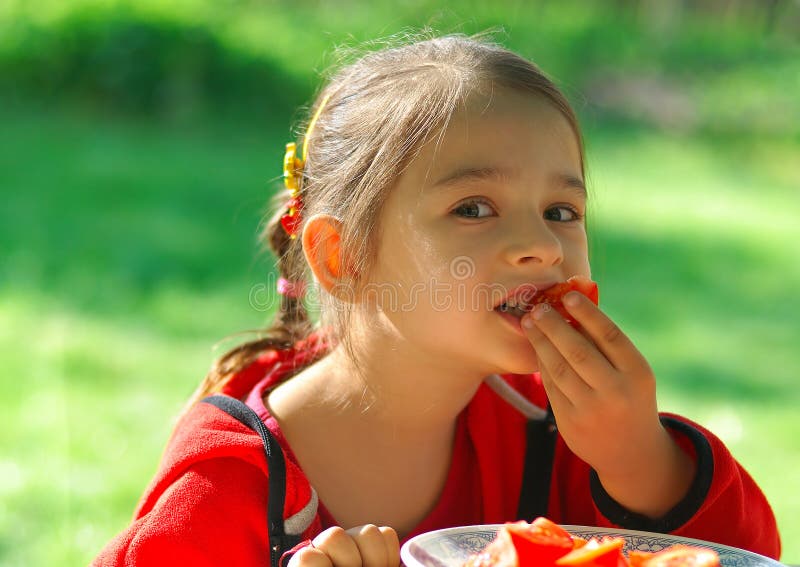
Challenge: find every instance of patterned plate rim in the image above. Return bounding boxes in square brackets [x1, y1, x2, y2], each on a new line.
[400, 524, 785, 567]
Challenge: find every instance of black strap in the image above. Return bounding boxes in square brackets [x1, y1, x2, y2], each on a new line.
[202, 395, 301, 567]
[516, 409, 558, 521]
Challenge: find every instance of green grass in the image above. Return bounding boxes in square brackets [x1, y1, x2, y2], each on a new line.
[0, 103, 282, 566]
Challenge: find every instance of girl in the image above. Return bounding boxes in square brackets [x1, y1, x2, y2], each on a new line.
[94, 35, 780, 567]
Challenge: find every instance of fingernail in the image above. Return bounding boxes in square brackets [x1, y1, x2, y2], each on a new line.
[564, 292, 580, 307]
[532, 304, 549, 320]
[522, 316, 535, 329]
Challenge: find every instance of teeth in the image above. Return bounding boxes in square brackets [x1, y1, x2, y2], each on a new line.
[501, 298, 530, 311]
[508, 305, 528, 317]
[497, 286, 540, 315]
[497, 301, 529, 317]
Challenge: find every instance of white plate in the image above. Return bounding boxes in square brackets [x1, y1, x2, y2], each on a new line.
[401, 524, 784, 567]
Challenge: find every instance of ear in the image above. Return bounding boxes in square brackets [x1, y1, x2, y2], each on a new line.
[301, 214, 354, 297]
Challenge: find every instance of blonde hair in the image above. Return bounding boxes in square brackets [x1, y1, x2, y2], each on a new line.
[189, 32, 586, 406]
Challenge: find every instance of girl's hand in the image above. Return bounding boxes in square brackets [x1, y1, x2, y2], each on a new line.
[521, 291, 695, 518]
[288, 524, 400, 567]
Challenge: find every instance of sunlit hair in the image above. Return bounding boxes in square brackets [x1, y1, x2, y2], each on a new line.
[188, 32, 586, 406]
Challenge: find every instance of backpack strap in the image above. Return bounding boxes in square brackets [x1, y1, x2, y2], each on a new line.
[516, 407, 558, 521]
[202, 394, 303, 567]
[484, 374, 557, 521]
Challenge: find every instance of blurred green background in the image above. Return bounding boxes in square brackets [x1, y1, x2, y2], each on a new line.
[1, 0, 798, 565]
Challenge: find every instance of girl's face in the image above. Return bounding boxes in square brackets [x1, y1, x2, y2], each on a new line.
[365, 87, 590, 376]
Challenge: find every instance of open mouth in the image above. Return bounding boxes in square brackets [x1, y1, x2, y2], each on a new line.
[494, 301, 534, 319]
[493, 283, 553, 319]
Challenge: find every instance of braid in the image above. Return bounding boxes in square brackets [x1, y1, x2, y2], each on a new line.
[184, 192, 317, 410]
[268, 195, 313, 340]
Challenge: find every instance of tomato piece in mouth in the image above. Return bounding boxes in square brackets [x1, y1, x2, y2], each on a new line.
[495, 276, 599, 329]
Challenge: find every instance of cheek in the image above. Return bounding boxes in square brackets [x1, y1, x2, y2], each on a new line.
[393, 274, 491, 320]
[565, 230, 591, 271]
[433, 274, 498, 317]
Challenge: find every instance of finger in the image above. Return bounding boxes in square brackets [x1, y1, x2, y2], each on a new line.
[561, 291, 648, 372]
[288, 547, 334, 567]
[537, 363, 573, 414]
[312, 526, 362, 567]
[379, 526, 400, 567]
[523, 307, 594, 400]
[346, 524, 388, 567]
[525, 302, 615, 391]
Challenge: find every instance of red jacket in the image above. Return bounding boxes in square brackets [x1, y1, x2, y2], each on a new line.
[93, 336, 781, 565]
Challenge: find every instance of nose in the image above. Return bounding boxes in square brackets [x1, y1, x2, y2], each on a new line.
[502, 217, 564, 267]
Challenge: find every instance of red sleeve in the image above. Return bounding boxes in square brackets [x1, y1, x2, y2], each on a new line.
[587, 415, 781, 559]
[92, 458, 269, 566]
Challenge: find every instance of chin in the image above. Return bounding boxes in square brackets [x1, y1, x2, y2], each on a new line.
[503, 363, 540, 376]
[491, 350, 540, 376]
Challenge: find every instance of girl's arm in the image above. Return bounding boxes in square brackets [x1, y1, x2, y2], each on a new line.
[92, 458, 270, 566]
[589, 414, 781, 559]
[522, 291, 780, 558]
[93, 458, 401, 567]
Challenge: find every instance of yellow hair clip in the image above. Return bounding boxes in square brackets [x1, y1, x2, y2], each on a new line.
[283, 142, 302, 195]
[280, 92, 332, 239]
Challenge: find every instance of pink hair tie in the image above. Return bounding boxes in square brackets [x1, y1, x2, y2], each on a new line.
[277, 277, 307, 299]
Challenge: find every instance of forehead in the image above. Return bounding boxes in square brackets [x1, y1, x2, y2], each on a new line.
[409, 88, 583, 194]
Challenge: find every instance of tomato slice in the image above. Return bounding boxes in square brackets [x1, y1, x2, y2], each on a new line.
[506, 519, 574, 565]
[530, 276, 599, 329]
[463, 519, 575, 567]
[522, 517, 574, 542]
[463, 529, 519, 567]
[464, 518, 722, 567]
[629, 550, 655, 567]
[555, 537, 627, 567]
[571, 536, 589, 550]
[634, 545, 720, 567]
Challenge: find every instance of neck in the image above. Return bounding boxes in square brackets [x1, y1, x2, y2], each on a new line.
[280, 322, 492, 439]
[319, 348, 485, 435]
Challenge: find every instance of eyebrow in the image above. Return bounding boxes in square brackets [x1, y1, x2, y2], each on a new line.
[431, 166, 513, 190]
[430, 165, 587, 199]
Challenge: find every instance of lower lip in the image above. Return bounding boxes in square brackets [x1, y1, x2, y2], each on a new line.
[495, 309, 526, 336]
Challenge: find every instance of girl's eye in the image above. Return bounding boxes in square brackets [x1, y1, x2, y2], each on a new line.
[544, 205, 582, 222]
[451, 199, 496, 219]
